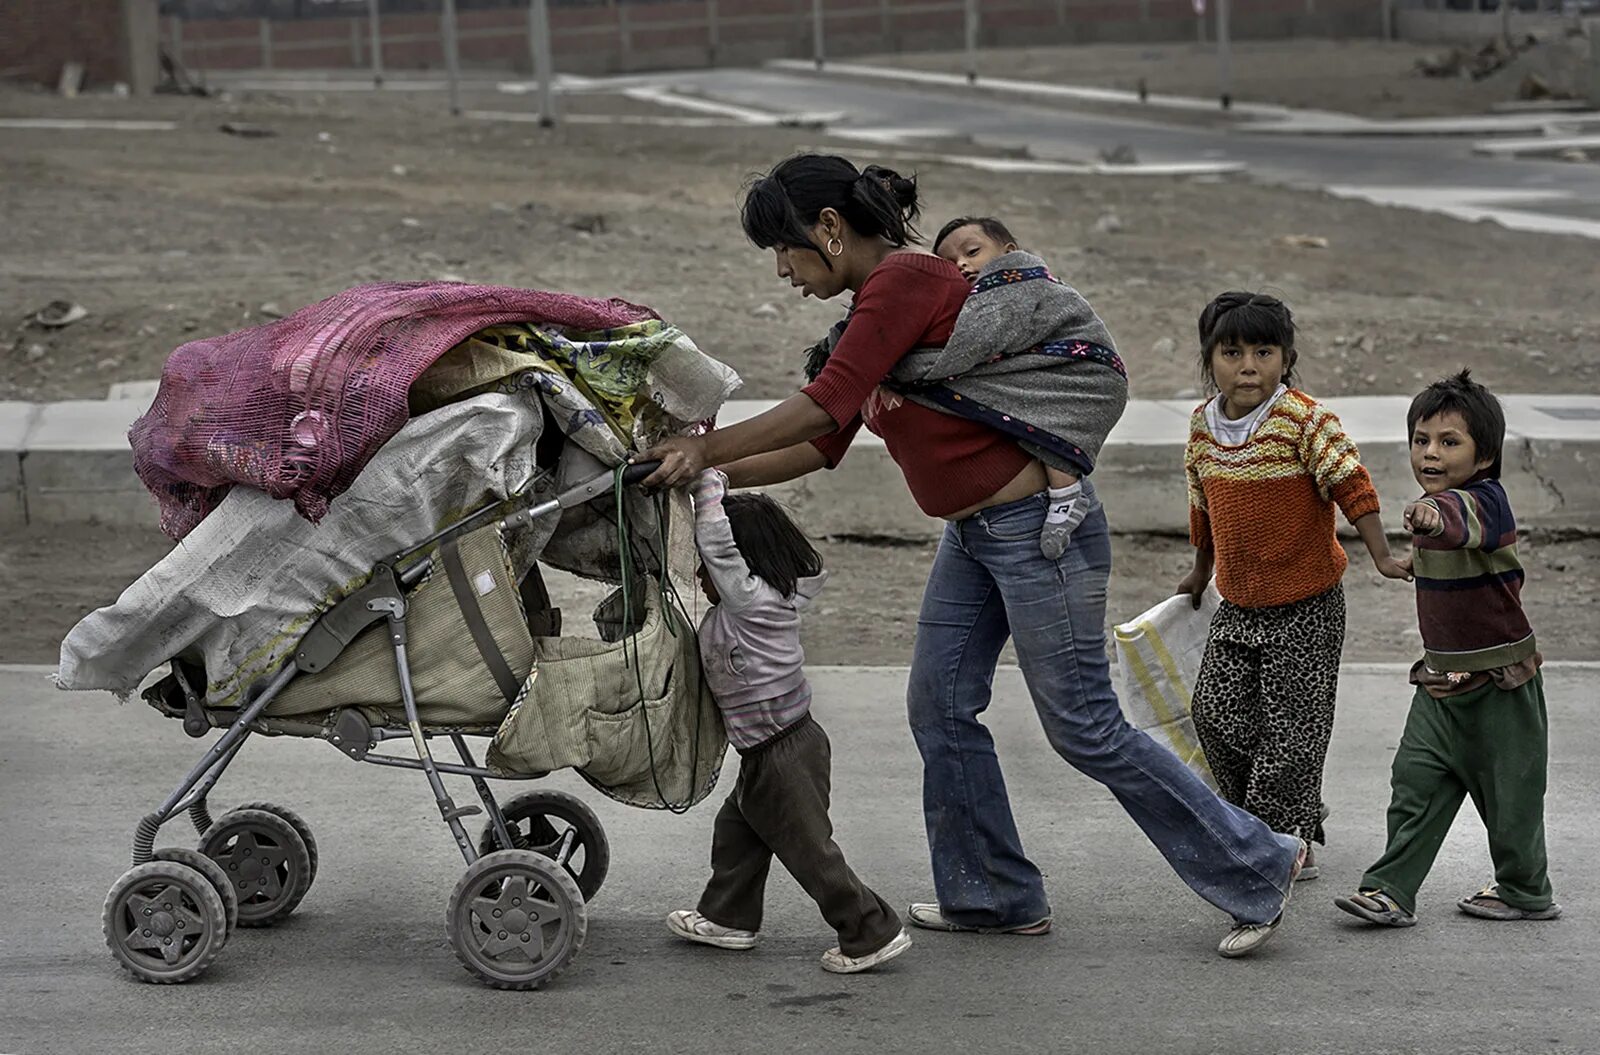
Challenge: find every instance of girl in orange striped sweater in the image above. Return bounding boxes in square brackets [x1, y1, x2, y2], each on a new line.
[1176, 292, 1411, 881]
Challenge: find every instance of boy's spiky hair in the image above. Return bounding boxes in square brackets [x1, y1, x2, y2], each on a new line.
[1407, 368, 1505, 479]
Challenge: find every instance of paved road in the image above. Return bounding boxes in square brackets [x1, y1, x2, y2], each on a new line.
[2, 665, 1594, 1055]
[649, 67, 1600, 232]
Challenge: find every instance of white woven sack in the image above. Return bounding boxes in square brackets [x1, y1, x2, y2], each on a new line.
[1113, 583, 1222, 790]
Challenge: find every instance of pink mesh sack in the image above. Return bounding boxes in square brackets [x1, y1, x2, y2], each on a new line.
[130, 282, 657, 539]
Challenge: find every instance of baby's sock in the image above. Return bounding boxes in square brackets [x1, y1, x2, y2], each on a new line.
[1040, 481, 1086, 559]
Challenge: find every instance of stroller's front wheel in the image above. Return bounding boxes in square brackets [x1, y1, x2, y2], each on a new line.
[446, 849, 587, 990]
[103, 861, 229, 984]
[152, 846, 240, 935]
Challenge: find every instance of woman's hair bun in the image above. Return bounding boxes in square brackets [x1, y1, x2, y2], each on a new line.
[860, 165, 920, 220]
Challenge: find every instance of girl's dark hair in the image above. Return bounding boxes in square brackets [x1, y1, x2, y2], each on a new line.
[722, 492, 824, 599]
[1406, 368, 1505, 479]
[1196, 291, 1298, 390]
[741, 154, 920, 268]
[933, 216, 1018, 253]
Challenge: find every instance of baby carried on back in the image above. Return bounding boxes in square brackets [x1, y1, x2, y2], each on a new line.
[809, 248, 1129, 552]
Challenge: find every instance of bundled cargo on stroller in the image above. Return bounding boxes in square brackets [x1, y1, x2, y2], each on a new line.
[56, 283, 739, 990]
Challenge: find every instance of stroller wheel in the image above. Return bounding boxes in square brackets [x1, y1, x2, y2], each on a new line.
[153, 847, 239, 935]
[199, 808, 314, 928]
[478, 789, 610, 902]
[231, 800, 319, 890]
[103, 860, 228, 984]
[447, 849, 587, 990]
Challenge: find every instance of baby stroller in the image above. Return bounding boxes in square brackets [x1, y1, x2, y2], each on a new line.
[99, 456, 719, 991]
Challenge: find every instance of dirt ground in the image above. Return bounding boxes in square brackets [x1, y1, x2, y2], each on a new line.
[4, 74, 1599, 666]
[861, 36, 1600, 120]
[5, 522, 1597, 667]
[3, 77, 1599, 409]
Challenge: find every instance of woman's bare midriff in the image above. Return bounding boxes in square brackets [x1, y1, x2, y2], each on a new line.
[945, 461, 1050, 521]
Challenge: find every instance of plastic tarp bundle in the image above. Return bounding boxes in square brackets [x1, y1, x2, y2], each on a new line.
[57, 392, 550, 706]
[131, 282, 659, 540]
[1112, 585, 1222, 789]
[58, 314, 742, 709]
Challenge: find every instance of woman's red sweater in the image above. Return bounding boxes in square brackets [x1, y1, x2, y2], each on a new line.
[803, 253, 1031, 517]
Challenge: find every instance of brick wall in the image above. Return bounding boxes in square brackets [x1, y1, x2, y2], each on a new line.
[0, 0, 127, 86]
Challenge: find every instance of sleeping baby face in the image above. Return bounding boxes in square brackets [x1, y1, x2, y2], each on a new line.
[935, 223, 1017, 281]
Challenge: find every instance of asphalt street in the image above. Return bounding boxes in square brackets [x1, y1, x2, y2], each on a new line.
[657, 67, 1600, 229]
[2, 664, 1594, 1055]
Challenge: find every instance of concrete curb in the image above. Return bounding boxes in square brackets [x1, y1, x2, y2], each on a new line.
[4, 393, 1600, 539]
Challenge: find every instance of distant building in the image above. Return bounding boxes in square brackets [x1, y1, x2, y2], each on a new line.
[1, 0, 161, 94]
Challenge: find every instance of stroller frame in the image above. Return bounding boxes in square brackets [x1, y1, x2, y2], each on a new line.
[104, 460, 660, 990]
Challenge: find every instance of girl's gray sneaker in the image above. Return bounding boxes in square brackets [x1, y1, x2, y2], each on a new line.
[1295, 845, 1319, 882]
[820, 929, 912, 974]
[666, 909, 758, 950]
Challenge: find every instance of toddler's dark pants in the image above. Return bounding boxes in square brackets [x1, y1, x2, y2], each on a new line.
[1361, 673, 1553, 915]
[697, 715, 902, 957]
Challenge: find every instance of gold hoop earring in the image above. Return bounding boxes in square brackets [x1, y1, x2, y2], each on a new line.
[826, 237, 843, 257]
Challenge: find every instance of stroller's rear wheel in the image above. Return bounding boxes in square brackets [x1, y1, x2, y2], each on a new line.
[446, 849, 586, 990]
[153, 846, 239, 935]
[199, 808, 314, 928]
[103, 861, 228, 984]
[478, 789, 610, 901]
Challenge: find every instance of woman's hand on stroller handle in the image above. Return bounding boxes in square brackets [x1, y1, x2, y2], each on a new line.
[634, 436, 707, 490]
[620, 459, 663, 487]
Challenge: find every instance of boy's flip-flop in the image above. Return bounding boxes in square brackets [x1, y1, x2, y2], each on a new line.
[1333, 890, 1417, 927]
[1457, 886, 1562, 921]
[906, 903, 1052, 935]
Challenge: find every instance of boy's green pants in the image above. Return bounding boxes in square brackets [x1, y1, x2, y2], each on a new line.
[1361, 672, 1553, 915]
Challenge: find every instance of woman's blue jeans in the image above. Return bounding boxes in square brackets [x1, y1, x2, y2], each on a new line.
[907, 484, 1299, 927]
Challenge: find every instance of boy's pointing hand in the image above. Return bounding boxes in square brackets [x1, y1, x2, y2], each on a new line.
[1403, 501, 1441, 536]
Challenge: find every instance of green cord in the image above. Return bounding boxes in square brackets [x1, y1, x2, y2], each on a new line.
[610, 465, 704, 814]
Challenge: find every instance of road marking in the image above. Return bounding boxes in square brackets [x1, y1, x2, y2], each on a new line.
[1324, 185, 1600, 242]
[465, 109, 741, 128]
[810, 141, 1245, 177]
[0, 118, 177, 131]
[620, 84, 842, 126]
[1472, 134, 1600, 157]
[766, 58, 1311, 122]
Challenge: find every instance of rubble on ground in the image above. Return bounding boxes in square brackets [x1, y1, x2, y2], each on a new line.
[1416, 30, 1594, 104]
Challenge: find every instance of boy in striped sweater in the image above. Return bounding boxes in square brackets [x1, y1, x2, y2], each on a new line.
[1336, 370, 1559, 928]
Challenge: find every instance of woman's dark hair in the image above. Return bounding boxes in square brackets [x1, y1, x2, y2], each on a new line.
[740, 154, 920, 268]
[1196, 291, 1298, 390]
[722, 492, 824, 599]
[933, 216, 1018, 253]
[1406, 368, 1505, 479]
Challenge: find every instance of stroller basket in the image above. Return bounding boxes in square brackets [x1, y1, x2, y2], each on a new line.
[103, 461, 679, 992]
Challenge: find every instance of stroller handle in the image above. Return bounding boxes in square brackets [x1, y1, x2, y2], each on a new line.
[393, 459, 671, 574]
[620, 459, 662, 487]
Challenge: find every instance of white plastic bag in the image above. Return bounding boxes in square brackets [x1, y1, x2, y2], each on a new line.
[1113, 584, 1222, 789]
